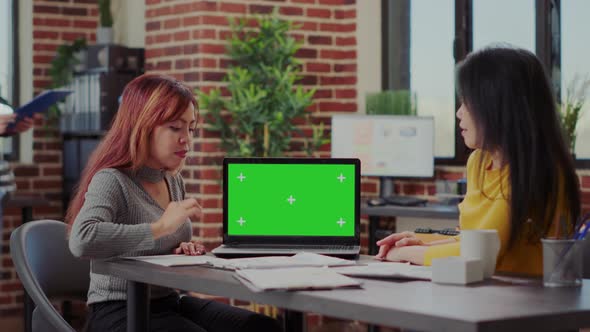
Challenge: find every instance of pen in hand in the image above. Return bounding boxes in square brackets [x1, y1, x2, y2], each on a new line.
[574, 219, 590, 240]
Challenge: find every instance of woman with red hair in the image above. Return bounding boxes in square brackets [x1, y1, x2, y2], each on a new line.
[67, 74, 282, 332]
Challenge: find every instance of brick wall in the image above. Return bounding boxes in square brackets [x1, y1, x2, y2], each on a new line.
[144, 0, 359, 251]
[0, 0, 98, 319]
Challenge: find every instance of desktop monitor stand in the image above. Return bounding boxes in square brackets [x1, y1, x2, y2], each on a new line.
[379, 176, 394, 198]
[378, 176, 428, 207]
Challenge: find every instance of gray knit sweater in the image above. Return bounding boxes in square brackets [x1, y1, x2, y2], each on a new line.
[68, 168, 192, 305]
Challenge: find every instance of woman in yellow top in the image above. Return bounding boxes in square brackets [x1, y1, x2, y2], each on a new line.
[375, 46, 581, 276]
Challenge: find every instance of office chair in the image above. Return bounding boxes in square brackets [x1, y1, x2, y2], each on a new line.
[10, 219, 90, 332]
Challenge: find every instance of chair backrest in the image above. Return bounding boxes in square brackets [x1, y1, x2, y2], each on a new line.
[10, 219, 90, 332]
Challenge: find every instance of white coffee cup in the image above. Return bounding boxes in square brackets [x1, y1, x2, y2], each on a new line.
[460, 229, 501, 278]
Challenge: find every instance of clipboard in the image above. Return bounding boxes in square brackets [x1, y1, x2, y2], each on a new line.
[13, 89, 72, 122]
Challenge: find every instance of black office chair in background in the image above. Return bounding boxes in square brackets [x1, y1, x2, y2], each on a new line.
[10, 219, 89, 332]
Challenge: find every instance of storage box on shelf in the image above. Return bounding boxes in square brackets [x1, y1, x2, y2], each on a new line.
[61, 45, 144, 209]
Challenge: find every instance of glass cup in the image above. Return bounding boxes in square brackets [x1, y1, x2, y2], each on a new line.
[541, 238, 583, 287]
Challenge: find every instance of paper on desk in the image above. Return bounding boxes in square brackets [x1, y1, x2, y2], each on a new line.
[124, 254, 225, 267]
[213, 252, 357, 270]
[125, 252, 356, 270]
[234, 267, 363, 292]
[332, 262, 432, 280]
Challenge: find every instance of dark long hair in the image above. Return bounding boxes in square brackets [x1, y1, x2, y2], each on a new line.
[456, 46, 580, 246]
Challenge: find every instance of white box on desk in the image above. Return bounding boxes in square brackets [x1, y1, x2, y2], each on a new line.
[432, 256, 483, 285]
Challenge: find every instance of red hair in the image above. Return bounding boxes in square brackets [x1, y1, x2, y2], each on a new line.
[65, 74, 197, 227]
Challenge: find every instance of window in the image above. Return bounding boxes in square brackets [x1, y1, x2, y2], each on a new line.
[0, 0, 18, 160]
[383, 0, 588, 166]
[561, 0, 590, 159]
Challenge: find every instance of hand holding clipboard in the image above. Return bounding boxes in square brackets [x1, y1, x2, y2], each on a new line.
[3, 90, 72, 134]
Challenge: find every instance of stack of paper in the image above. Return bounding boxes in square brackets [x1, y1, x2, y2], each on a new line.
[212, 252, 357, 270]
[124, 254, 223, 267]
[331, 262, 432, 280]
[235, 267, 363, 292]
[126, 252, 357, 270]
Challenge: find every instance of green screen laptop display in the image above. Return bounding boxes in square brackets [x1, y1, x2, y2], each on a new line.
[227, 163, 356, 237]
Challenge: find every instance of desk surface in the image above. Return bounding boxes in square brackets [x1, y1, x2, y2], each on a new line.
[94, 256, 590, 332]
[3, 193, 50, 208]
[361, 203, 459, 219]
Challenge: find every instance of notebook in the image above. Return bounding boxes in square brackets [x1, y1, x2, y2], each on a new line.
[212, 158, 361, 258]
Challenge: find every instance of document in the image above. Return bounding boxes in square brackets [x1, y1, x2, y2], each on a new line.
[126, 252, 357, 270]
[212, 252, 357, 270]
[124, 254, 224, 267]
[331, 262, 432, 280]
[234, 267, 363, 292]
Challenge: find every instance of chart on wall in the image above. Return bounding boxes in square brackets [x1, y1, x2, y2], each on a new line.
[331, 115, 434, 178]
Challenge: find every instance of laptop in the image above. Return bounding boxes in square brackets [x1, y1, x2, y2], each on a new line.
[211, 158, 361, 258]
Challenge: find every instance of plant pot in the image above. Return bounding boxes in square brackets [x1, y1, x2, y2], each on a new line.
[96, 27, 113, 44]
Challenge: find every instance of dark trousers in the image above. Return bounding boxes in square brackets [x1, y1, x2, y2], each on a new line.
[86, 293, 283, 332]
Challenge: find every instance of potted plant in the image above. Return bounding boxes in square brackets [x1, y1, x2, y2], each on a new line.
[366, 90, 417, 115]
[97, 0, 114, 44]
[559, 75, 590, 157]
[48, 38, 87, 122]
[198, 12, 327, 157]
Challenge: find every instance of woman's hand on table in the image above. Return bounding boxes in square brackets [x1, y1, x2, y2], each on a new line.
[173, 241, 206, 256]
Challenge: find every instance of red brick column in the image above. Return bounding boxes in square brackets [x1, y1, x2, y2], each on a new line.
[144, 0, 359, 251]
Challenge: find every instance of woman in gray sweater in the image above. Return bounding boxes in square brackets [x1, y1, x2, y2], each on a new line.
[67, 74, 282, 332]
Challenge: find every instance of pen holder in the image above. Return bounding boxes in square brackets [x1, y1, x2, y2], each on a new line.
[541, 238, 583, 287]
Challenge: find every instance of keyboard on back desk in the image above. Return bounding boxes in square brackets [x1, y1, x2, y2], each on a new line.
[384, 195, 428, 207]
[414, 227, 460, 236]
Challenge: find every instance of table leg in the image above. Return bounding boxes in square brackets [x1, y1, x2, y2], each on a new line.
[368, 324, 381, 332]
[21, 206, 33, 224]
[369, 216, 380, 255]
[24, 292, 33, 332]
[284, 310, 305, 332]
[127, 281, 150, 332]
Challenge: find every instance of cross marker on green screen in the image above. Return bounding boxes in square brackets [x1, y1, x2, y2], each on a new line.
[337, 173, 346, 182]
[287, 195, 296, 205]
[237, 217, 246, 226]
[237, 173, 246, 182]
[337, 218, 346, 227]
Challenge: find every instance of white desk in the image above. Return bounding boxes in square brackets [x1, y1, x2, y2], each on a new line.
[94, 255, 590, 332]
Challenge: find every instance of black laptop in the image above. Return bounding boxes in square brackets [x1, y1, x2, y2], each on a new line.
[211, 158, 361, 258]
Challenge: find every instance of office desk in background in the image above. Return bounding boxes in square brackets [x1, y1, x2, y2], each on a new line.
[361, 203, 460, 254]
[94, 256, 590, 332]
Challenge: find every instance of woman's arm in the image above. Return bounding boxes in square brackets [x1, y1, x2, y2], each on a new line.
[383, 238, 459, 265]
[68, 170, 155, 259]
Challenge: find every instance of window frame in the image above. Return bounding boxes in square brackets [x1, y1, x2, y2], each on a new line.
[1, 0, 20, 161]
[382, 0, 590, 168]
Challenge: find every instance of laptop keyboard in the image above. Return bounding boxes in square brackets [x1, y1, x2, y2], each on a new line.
[227, 244, 358, 250]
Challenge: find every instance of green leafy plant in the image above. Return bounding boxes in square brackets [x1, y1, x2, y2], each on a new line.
[198, 13, 326, 157]
[48, 37, 87, 120]
[559, 75, 590, 154]
[98, 0, 113, 27]
[366, 90, 417, 115]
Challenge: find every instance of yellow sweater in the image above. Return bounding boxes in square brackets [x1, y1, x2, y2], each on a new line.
[424, 150, 548, 276]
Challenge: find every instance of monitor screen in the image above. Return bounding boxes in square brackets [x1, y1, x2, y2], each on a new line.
[331, 115, 434, 178]
[226, 162, 357, 236]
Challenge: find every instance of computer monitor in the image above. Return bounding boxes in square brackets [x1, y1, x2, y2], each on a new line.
[330, 115, 434, 178]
